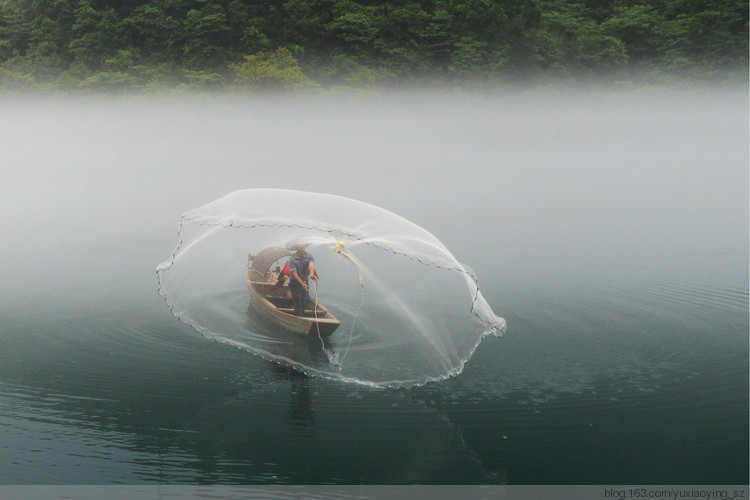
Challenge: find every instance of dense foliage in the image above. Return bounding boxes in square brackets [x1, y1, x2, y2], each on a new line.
[0, 0, 746, 91]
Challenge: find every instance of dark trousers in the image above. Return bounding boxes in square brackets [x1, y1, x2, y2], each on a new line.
[290, 282, 309, 316]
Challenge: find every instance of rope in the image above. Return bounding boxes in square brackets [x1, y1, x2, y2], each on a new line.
[298, 242, 365, 365]
[333, 242, 365, 368]
[312, 281, 325, 350]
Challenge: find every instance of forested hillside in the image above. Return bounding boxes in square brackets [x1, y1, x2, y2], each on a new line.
[0, 0, 746, 91]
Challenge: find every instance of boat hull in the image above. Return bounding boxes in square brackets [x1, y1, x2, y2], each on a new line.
[247, 268, 340, 337]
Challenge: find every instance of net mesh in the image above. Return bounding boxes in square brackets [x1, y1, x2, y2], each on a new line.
[157, 189, 505, 388]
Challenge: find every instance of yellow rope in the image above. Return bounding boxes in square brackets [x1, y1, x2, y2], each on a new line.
[333, 242, 365, 368]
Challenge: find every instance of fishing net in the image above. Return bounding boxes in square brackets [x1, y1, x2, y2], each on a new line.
[157, 189, 505, 388]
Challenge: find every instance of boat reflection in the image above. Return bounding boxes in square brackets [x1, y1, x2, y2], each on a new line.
[244, 303, 334, 371]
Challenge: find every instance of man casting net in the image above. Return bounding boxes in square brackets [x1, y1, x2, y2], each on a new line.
[157, 189, 505, 388]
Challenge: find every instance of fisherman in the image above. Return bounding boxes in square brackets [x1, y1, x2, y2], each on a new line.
[288, 242, 317, 316]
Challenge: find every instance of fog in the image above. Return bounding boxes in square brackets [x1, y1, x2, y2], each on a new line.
[1, 89, 747, 306]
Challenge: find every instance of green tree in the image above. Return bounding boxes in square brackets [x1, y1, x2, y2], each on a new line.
[449, 36, 488, 76]
[182, 3, 231, 67]
[683, 7, 746, 64]
[281, 0, 351, 52]
[600, 4, 665, 66]
[540, 10, 629, 77]
[504, 0, 543, 74]
[576, 31, 628, 71]
[327, 11, 378, 57]
[449, 0, 507, 44]
[122, 4, 180, 63]
[230, 47, 317, 91]
[68, 1, 123, 69]
[377, 1, 429, 44]
[419, 9, 454, 70]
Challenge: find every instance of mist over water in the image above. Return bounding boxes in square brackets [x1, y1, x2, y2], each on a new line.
[2, 90, 746, 293]
[0, 88, 747, 485]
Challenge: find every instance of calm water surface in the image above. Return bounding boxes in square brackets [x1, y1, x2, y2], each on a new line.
[0, 90, 747, 485]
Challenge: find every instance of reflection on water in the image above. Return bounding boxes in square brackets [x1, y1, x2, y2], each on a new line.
[244, 303, 333, 370]
[0, 303, 504, 484]
[288, 372, 316, 438]
[0, 264, 746, 484]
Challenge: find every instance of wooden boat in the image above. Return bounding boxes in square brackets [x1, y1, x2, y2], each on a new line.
[246, 247, 340, 337]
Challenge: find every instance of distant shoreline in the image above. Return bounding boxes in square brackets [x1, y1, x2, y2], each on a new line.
[0, 74, 747, 98]
[1, 0, 747, 94]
